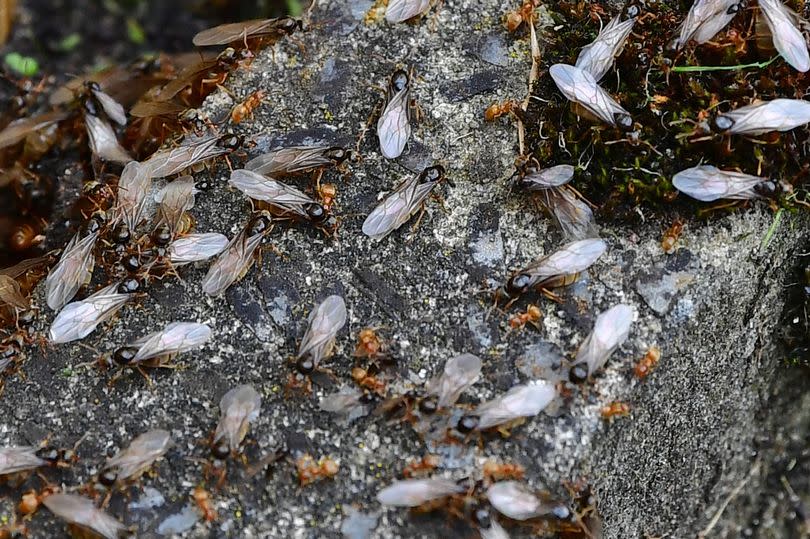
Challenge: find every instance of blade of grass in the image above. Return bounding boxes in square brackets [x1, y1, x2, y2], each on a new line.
[286, 0, 304, 16]
[761, 207, 784, 250]
[672, 56, 779, 73]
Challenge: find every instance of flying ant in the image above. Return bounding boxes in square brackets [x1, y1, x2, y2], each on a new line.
[229, 169, 339, 237]
[285, 295, 347, 393]
[108, 322, 211, 386]
[192, 17, 302, 51]
[155, 48, 253, 109]
[208, 384, 261, 472]
[0, 439, 80, 497]
[498, 239, 606, 305]
[126, 100, 188, 158]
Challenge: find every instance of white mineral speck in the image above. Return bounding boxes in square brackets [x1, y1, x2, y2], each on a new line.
[470, 231, 504, 267]
[128, 487, 165, 510]
[157, 505, 199, 535]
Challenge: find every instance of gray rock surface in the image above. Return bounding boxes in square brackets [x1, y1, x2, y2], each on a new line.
[1, 1, 809, 538]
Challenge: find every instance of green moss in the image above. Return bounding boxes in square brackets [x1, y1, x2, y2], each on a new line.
[524, 0, 810, 223]
[57, 33, 82, 52]
[126, 18, 146, 44]
[286, 0, 304, 17]
[4, 53, 39, 77]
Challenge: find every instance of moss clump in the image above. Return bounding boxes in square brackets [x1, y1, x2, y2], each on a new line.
[524, 0, 810, 223]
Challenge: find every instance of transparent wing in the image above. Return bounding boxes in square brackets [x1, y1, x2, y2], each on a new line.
[672, 165, 768, 201]
[192, 18, 292, 46]
[480, 519, 511, 539]
[105, 429, 172, 480]
[154, 176, 197, 234]
[130, 99, 187, 118]
[1, 255, 51, 280]
[520, 238, 607, 285]
[475, 382, 557, 430]
[721, 99, 810, 135]
[575, 16, 636, 82]
[767, 99, 810, 130]
[690, 0, 739, 44]
[377, 86, 411, 159]
[486, 482, 549, 521]
[319, 386, 371, 423]
[362, 176, 437, 240]
[201, 227, 265, 296]
[0, 111, 69, 150]
[574, 304, 634, 375]
[215, 384, 261, 450]
[245, 146, 334, 175]
[0, 275, 28, 309]
[142, 135, 223, 179]
[760, 0, 810, 72]
[116, 161, 152, 231]
[44, 494, 125, 539]
[84, 112, 131, 164]
[549, 63, 630, 126]
[131, 322, 212, 362]
[671, 0, 739, 48]
[229, 169, 314, 217]
[0, 446, 47, 475]
[219, 384, 262, 417]
[520, 165, 575, 189]
[91, 87, 127, 126]
[385, 0, 432, 23]
[154, 59, 219, 102]
[377, 479, 464, 507]
[45, 231, 98, 311]
[49, 283, 130, 344]
[297, 295, 347, 365]
[426, 353, 482, 408]
[541, 187, 598, 241]
[168, 233, 229, 265]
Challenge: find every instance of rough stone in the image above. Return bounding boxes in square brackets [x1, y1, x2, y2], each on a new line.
[1, 1, 809, 539]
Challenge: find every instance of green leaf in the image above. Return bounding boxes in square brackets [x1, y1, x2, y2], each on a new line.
[4, 53, 39, 77]
[127, 18, 146, 44]
[58, 33, 82, 52]
[286, 0, 304, 16]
